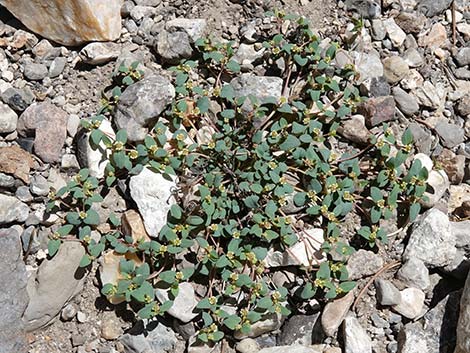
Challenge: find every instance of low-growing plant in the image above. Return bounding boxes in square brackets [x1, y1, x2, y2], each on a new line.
[47, 11, 428, 344]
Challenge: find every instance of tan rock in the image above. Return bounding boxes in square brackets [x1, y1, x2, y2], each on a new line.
[321, 290, 355, 336]
[0, 0, 122, 46]
[121, 210, 151, 243]
[0, 145, 34, 184]
[418, 23, 448, 48]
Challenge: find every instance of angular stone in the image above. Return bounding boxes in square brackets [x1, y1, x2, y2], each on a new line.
[23, 62, 48, 81]
[155, 283, 198, 324]
[353, 51, 384, 83]
[166, 18, 208, 42]
[403, 208, 455, 268]
[0, 194, 29, 225]
[129, 167, 177, 237]
[398, 322, 428, 353]
[231, 74, 283, 107]
[258, 347, 321, 353]
[79, 42, 121, 65]
[0, 145, 34, 184]
[358, 96, 396, 127]
[422, 170, 449, 208]
[76, 119, 115, 178]
[23, 242, 86, 330]
[375, 279, 401, 306]
[455, 48, 470, 67]
[418, 23, 447, 48]
[0, 101, 18, 133]
[435, 149, 465, 184]
[0, 0, 122, 46]
[414, 81, 442, 109]
[156, 30, 193, 64]
[0, 228, 29, 353]
[383, 56, 409, 84]
[435, 121, 465, 149]
[456, 271, 470, 353]
[115, 75, 175, 142]
[345, 0, 381, 18]
[236, 338, 260, 353]
[121, 210, 151, 243]
[392, 288, 425, 319]
[321, 290, 355, 336]
[417, 0, 452, 17]
[383, 18, 406, 47]
[279, 313, 321, 346]
[17, 102, 67, 163]
[424, 291, 460, 353]
[397, 258, 430, 291]
[392, 86, 419, 116]
[120, 321, 178, 353]
[343, 315, 372, 353]
[338, 114, 370, 145]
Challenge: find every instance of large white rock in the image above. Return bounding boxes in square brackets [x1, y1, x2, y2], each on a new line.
[343, 315, 372, 353]
[129, 167, 177, 237]
[0, 0, 122, 46]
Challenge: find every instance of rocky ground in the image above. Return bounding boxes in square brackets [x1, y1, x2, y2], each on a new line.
[1, 0, 470, 353]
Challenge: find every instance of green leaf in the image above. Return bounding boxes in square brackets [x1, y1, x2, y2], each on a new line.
[79, 255, 92, 268]
[402, 128, 413, 145]
[160, 270, 176, 283]
[197, 96, 210, 114]
[409, 202, 421, 222]
[223, 315, 241, 330]
[116, 129, 128, 143]
[370, 187, 382, 202]
[279, 135, 300, 151]
[48, 239, 61, 257]
[187, 216, 204, 226]
[170, 204, 183, 219]
[300, 282, 317, 299]
[294, 54, 308, 66]
[216, 255, 231, 268]
[56, 224, 74, 236]
[244, 195, 259, 209]
[339, 281, 356, 293]
[226, 60, 241, 73]
[84, 209, 100, 225]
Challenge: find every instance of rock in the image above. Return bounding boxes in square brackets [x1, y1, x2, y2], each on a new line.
[115, 75, 175, 142]
[345, 0, 381, 18]
[417, 0, 452, 16]
[121, 210, 151, 243]
[435, 149, 465, 184]
[231, 73, 283, 106]
[451, 220, 470, 250]
[375, 279, 401, 306]
[392, 288, 425, 319]
[396, 258, 430, 291]
[0, 194, 29, 224]
[422, 170, 449, 208]
[456, 271, 470, 353]
[1, 87, 34, 112]
[401, 69, 424, 90]
[353, 51, 384, 83]
[258, 347, 321, 353]
[79, 42, 121, 65]
[120, 321, 178, 353]
[395, 12, 426, 34]
[403, 208, 455, 268]
[17, 102, 68, 163]
[49, 57, 67, 78]
[0, 0, 122, 46]
[367, 76, 391, 97]
[418, 23, 447, 48]
[236, 339, 260, 353]
[23, 62, 48, 81]
[382, 56, 409, 84]
[129, 167, 177, 237]
[156, 30, 193, 64]
[414, 81, 443, 110]
[455, 48, 470, 67]
[371, 19, 386, 41]
[383, 18, 406, 47]
[30, 175, 49, 196]
[449, 184, 470, 214]
[358, 96, 396, 127]
[61, 154, 80, 170]
[398, 322, 428, 353]
[101, 312, 123, 340]
[0, 145, 34, 183]
[403, 48, 424, 68]
[457, 95, 470, 117]
[409, 124, 432, 154]
[0, 228, 29, 353]
[23, 242, 86, 330]
[264, 228, 325, 267]
[155, 282, 198, 323]
[166, 18, 208, 42]
[346, 249, 384, 280]
[423, 291, 460, 353]
[455, 67, 470, 80]
[343, 315, 372, 353]
[435, 121, 465, 149]
[0, 102, 18, 133]
[61, 303, 77, 321]
[392, 87, 419, 116]
[338, 114, 370, 145]
[321, 290, 355, 336]
[234, 313, 282, 339]
[76, 119, 115, 178]
[279, 313, 321, 346]
[233, 44, 265, 65]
